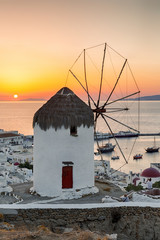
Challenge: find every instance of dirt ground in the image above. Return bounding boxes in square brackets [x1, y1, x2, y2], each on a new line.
[0, 229, 112, 240]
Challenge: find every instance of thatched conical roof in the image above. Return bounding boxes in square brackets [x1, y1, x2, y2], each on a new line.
[33, 87, 94, 131]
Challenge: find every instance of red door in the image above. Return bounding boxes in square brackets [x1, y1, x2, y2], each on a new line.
[62, 166, 73, 189]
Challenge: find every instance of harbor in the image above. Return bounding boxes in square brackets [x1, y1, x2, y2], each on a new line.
[94, 134, 160, 174]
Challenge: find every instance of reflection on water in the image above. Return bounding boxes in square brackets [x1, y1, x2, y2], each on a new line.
[0, 101, 45, 135]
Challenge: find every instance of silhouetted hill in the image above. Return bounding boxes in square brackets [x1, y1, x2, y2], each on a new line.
[131, 95, 160, 101]
[20, 98, 46, 101]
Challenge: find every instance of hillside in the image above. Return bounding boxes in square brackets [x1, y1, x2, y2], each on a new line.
[20, 98, 46, 101]
[132, 95, 160, 101]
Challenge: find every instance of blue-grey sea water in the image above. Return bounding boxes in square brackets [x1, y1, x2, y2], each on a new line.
[0, 100, 160, 174]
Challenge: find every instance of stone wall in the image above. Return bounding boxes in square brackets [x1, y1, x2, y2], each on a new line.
[1, 206, 160, 240]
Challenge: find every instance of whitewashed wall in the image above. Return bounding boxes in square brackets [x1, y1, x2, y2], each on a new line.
[33, 124, 94, 197]
[139, 176, 160, 185]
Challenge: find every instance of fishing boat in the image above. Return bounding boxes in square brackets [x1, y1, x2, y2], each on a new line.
[145, 137, 159, 153]
[111, 150, 119, 160]
[145, 147, 159, 153]
[133, 154, 143, 160]
[98, 142, 116, 153]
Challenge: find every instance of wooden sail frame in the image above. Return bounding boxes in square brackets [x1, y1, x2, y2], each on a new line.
[68, 42, 140, 167]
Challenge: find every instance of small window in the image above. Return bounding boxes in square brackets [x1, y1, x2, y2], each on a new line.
[70, 126, 78, 136]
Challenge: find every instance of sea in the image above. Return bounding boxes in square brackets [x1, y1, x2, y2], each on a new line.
[0, 100, 160, 174]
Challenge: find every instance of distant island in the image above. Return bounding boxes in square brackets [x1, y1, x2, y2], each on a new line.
[22, 94, 160, 101]
[20, 98, 46, 101]
[131, 95, 160, 101]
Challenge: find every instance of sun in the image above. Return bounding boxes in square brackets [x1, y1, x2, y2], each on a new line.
[13, 94, 18, 99]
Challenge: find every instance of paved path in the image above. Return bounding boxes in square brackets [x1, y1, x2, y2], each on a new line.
[10, 182, 53, 204]
[9, 180, 125, 204]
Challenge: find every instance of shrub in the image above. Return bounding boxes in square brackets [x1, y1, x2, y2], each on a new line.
[125, 183, 143, 192]
[19, 162, 33, 170]
[153, 181, 160, 188]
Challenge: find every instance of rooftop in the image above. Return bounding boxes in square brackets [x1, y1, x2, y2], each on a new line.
[33, 87, 94, 131]
[151, 163, 160, 170]
[141, 167, 160, 178]
[0, 133, 20, 138]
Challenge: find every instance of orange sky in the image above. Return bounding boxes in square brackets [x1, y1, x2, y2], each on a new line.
[0, 0, 160, 101]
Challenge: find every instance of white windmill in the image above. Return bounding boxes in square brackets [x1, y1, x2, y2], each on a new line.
[33, 87, 97, 197]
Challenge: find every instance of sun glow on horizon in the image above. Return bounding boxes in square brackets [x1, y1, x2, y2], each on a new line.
[0, 0, 159, 100]
[13, 94, 18, 99]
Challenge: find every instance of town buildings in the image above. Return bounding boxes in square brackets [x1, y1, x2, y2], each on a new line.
[0, 129, 33, 193]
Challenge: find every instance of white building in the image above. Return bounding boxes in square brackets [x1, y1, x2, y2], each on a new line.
[139, 167, 160, 185]
[94, 160, 110, 177]
[33, 87, 95, 197]
[127, 171, 140, 186]
[0, 131, 23, 146]
[150, 163, 160, 172]
[23, 135, 33, 148]
[6, 150, 33, 164]
[127, 167, 160, 187]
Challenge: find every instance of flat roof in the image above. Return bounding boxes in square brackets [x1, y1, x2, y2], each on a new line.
[0, 133, 21, 138]
[151, 163, 160, 169]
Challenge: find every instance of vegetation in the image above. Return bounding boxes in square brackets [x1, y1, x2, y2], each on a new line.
[125, 183, 143, 192]
[19, 162, 33, 170]
[153, 181, 160, 188]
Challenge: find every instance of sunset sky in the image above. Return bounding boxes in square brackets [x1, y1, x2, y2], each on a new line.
[0, 0, 160, 100]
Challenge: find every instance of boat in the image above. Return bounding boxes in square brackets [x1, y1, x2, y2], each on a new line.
[113, 131, 139, 138]
[111, 150, 119, 160]
[133, 154, 143, 160]
[111, 155, 119, 160]
[94, 132, 110, 141]
[98, 142, 116, 153]
[145, 137, 159, 153]
[94, 130, 139, 140]
[145, 147, 159, 153]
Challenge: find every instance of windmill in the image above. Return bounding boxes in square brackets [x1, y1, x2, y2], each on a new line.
[66, 42, 140, 171]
